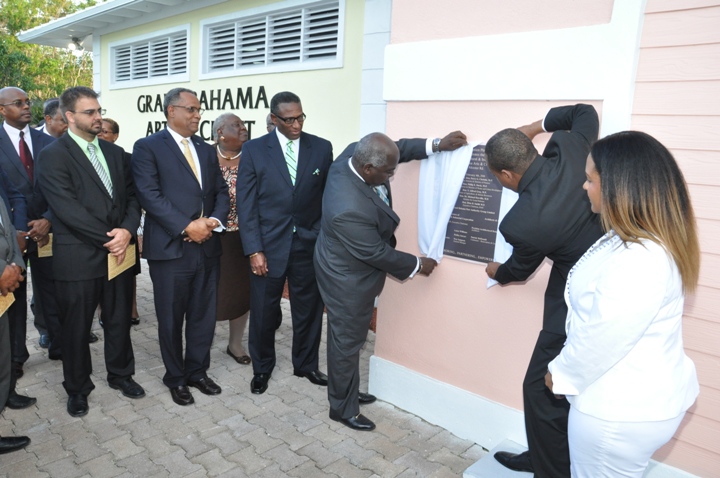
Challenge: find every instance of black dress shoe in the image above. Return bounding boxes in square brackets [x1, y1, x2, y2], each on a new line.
[38, 334, 50, 349]
[358, 392, 376, 404]
[330, 413, 376, 431]
[0, 436, 31, 455]
[294, 369, 328, 386]
[109, 378, 146, 399]
[12, 362, 23, 379]
[88, 332, 99, 343]
[170, 386, 194, 406]
[48, 351, 62, 361]
[131, 317, 140, 325]
[6, 393, 37, 409]
[188, 377, 222, 395]
[494, 450, 533, 473]
[251, 373, 271, 394]
[67, 394, 89, 417]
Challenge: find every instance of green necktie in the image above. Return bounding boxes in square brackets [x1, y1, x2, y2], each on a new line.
[285, 140, 296, 186]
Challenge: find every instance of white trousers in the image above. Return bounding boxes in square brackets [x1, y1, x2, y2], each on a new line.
[568, 407, 685, 478]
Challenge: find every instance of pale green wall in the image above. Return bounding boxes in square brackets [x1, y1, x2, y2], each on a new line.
[98, 0, 365, 153]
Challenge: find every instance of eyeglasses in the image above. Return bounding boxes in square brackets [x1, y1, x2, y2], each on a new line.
[0, 99, 32, 108]
[173, 104, 205, 115]
[69, 108, 106, 116]
[274, 113, 306, 125]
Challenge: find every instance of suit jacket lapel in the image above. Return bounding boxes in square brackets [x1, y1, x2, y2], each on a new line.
[295, 133, 310, 185]
[0, 126, 32, 188]
[267, 134, 294, 188]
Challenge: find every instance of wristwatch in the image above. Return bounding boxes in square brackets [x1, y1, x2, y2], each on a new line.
[432, 137, 441, 153]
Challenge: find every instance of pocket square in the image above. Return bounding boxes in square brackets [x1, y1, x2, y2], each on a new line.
[313, 168, 320, 176]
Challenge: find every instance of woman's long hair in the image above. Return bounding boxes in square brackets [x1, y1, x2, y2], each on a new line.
[591, 131, 700, 292]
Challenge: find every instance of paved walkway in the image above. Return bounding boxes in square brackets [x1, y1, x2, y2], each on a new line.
[1, 263, 485, 477]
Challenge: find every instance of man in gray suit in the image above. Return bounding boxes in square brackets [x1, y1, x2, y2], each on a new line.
[0, 192, 31, 454]
[314, 133, 438, 431]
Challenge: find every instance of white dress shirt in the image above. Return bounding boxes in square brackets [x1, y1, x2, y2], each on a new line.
[548, 231, 699, 422]
[3, 122, 34, 158]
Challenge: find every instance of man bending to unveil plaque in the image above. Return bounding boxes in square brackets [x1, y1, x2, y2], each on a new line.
[484, 104, 602, 477]
[314, 133, 438, 431]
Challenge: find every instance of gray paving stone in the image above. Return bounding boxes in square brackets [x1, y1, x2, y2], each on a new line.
[357, 454, 409, 477]
[9, 272, 490, 477]
[330, 437, 378, 466]
[394, 450, 445, 476]
[0, 458, 50, 478]
[365, 435, 412, 461]
[427, 446, 478, 474]
[136, 434, 182, 460]
[204, 431, 250, 456]
[226, 445, 273, 474]
[171, 432, 213, 458]
[38, 455, 90, 478]
[324, 456, 375, 478]
[100, 434, 145, 460]
[286, 461, 339, 478]
[116, 452, 166, 477]
[191, 448, 237, 476]
[153, 449, 204, 475]
[296, 440, 343, 468]
[261, 442, 310, 471]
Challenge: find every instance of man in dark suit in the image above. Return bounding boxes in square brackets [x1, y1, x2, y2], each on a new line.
[36, 98, 67, 139]
[0, 170, 36, 410]
[132, 88, 229, 406]
[314, 133, 438, 431]
[484, 104, 602, 477]
[0, 192, 31, 454]
[0, 86, 63, 380]
[38, 86, 144, 417]
[237, 91, 333, 395]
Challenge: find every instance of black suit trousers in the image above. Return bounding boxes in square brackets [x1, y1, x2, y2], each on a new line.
[7, 256, 28, 366]
[523, 330, 571, 478]
[249, 234, 324, 375]
[148, 242, 219, 388]
[56, 270, 135, 396]
[29, 252, 62, 357]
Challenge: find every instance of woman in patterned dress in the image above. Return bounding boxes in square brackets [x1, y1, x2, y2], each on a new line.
[213, 113, 251, 364]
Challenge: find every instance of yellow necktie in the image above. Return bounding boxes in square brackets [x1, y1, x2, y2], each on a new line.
[181, 138, 200, 182]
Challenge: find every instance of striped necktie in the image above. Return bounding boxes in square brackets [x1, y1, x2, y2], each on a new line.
[373, 184, 390, 206]
[87, 143, 113, 197]
[285, 140, 297, 185]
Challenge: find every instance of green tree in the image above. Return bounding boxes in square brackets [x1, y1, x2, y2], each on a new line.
[1, 0, 98, 122]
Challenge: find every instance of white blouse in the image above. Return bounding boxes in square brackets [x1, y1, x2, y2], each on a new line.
[548, 231, 698, 422]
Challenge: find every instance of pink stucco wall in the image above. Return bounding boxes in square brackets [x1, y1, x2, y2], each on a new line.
[377, 0, 719, 475]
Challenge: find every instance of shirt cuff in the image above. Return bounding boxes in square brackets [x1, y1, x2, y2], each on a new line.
[541, 111, 550, 132]
[209, 217, 226, 232]
[425, 138, 434, 156]
[408, 257, 421, 279]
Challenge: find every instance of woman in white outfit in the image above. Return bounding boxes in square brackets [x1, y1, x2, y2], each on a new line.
[545, 131, 700, 477]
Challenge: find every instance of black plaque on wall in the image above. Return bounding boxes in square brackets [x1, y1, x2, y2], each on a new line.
[443, 145, 503, 263]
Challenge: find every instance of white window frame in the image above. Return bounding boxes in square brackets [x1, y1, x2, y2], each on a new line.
[199, 0, 344, 80]
[108, 25, 190, 90]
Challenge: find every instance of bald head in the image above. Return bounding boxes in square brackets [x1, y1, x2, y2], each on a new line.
[0, 87, 32, 129]
[352, 133, 400, 186]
